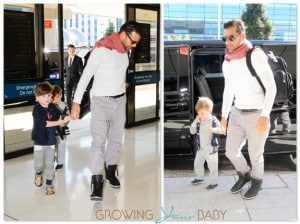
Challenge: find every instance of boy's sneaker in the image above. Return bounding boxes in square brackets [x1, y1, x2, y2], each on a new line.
[46, 185, 55, 196]
[34, 175, 43, 187]
[206, 184, 218, 190]
[55, 164, 63, 170]
[191, 179, 204, 185]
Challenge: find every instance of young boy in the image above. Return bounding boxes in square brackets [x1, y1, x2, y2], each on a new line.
[32, 82, 70, 195]
[52, 85, 70, 170]
[190, 97, 224, 190]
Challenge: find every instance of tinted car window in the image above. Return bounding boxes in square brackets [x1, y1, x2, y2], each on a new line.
[164, 47, 189, 92]
[164, 47, 191, 117]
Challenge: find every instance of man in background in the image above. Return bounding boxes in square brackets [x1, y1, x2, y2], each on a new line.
[64, 44, 83, 109]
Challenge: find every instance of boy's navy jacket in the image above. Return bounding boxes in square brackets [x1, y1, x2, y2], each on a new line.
[31, 103, 61, 145]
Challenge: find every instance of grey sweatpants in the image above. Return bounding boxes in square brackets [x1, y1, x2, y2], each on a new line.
[194, 148, 218, 184]
[90, 95, 126, 175]
[34, 145, 55, 181]
[225, 106, 269, 180]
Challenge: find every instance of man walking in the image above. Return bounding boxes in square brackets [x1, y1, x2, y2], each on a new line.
[70, 21, 141, 200]
[220, 19, 276, 200]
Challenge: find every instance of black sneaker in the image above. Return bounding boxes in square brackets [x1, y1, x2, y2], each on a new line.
[106, 165, 120, 188]
[206, 184, 218, 190]
[243, 178, 262, 200]
[55, 164, 63, 170]
[231, 171, 251, 193]
[191, 179, 204, 185]
[90, 175, 104, 201]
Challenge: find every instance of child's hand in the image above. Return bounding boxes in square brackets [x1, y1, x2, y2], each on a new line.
[56, 116, 64, 126]
[63, 116, 71, 123]
[194, 115, 201, 123]
[208, 127, 213, 133]
[57, 116, 70, 126]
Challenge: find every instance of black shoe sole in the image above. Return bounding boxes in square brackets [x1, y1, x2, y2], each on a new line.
[191, 180, 204, 185]
[191, 182, 202, 185]
[206, 184, 218, 190]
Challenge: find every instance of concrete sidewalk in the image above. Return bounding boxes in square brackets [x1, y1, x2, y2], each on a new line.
[164, 171, 297, 222]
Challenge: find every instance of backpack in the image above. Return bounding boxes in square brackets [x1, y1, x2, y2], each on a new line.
[246, 47, 294, 106]
[194, 116, 220, 154]
[211, 117, 220, 150]
[79, 50, 93, 119]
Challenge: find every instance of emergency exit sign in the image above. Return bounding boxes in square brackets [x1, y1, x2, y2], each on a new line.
[44, 20, 53, 29]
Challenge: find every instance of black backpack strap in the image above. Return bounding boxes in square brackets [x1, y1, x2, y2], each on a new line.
[246, 47, 266, 94]
[196, 122, 200, 134]
[194, 122, 201, 151]
[212, 116, 217, 128]
[210, 116, 220, 154]
[211, 116, 218, 142]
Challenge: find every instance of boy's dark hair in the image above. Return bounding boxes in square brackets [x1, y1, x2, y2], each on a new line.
[223, 19, 246, 35]
[52, 85, 62, 99]
[68, 44, 76, 49]
[119, 21, 142, 36]
[34, 82, 53, 97]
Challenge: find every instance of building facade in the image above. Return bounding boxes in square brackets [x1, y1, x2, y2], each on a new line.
[164, 3, 297, 41]
[63, 14, 123, 47]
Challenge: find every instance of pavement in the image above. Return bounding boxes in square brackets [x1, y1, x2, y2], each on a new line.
[163, 169, 297, 222]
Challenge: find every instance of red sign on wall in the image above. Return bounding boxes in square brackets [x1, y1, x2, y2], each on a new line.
[44, 20, 53, 29]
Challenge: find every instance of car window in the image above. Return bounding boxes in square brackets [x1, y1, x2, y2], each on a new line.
[164, 47, 191, 117]
[164, 47, 189, 92]
[192, 52, 224, 78]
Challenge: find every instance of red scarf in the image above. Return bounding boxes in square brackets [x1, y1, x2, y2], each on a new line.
[94, 32, 127, 54]
[224, 39, 252, 61]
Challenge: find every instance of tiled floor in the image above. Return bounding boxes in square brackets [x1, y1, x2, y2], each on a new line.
[3, 115, 161, 222]
[3, 107, 298, 223]
[164, 171, 297, 222]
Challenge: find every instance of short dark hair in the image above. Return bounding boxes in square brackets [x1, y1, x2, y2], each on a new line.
[119, 21, 142, 36]
[34, 82, 53, 97]
[223, 19, 246, 34]
[52, 85, 62, 99]
[68, 44, 76, 49]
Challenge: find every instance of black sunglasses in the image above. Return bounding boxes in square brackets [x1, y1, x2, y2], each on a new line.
[126, 32, 137, 45]
[222, 34, 240, 42]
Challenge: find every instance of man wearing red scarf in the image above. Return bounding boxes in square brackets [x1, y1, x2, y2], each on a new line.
[71, 21, 141, 200]
[220, 19, 276, 200]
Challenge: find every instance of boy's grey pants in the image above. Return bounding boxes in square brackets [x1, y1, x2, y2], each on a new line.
[34, 145, 55, 181]
[90, 95, 126, 175]
[194, 149, 218, 184]
[225, 106, 269, 180]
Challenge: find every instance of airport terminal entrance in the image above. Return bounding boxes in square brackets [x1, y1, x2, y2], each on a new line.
[125, 4, 160, 127]
[3, 3, 160, 158]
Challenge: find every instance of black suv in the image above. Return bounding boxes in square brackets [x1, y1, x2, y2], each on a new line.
[164, 40, 296, 170]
